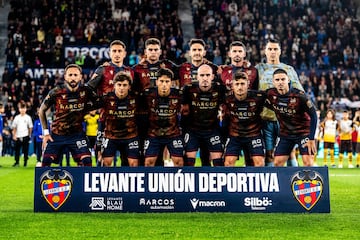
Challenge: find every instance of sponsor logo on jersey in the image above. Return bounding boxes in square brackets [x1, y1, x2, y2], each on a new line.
[291, 170, 323, 210]
[40, 169, 73, 210]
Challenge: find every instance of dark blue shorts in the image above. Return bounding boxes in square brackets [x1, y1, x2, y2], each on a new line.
[184, 129, 223, 153]
[43, 132, 91, 162]
[144, 136, 184, 158]
[102, 137, 140, 159]
[224, 135, 265, 157]
[274, 136, 311, 156]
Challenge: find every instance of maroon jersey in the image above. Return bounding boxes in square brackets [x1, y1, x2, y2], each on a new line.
[43, 85, 97, 136]
[265, 88, 316, 137]
[179, 61, 219, 87]
[133, 59, 178, 93]
[88, 63, 134, 96]
[225, 90, 265, 137]
[182, 82, 226, 131]
[101, 92, 138, 139]
[220, 65, 259, 91]
[143, 87, 182, 137]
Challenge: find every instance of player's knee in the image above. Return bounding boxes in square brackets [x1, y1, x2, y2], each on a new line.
[212, 158, 224, 166]
[81, 156, 92, 166]
[42, 156, 54, 167]
[145, 157, 156, 167]
[184, 157, 196, 166]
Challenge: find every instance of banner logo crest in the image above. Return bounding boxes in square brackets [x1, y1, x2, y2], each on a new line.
[40, 169, 73, 210]
[291, 170, 323, 210]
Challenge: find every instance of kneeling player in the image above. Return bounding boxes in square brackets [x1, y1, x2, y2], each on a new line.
[223, 71, 265, 166]
[100, 72, 140, 167]
[266, 69, 317, 166]
[143, 68, 184, 167]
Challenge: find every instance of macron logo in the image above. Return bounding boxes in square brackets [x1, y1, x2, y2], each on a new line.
[190, 198, 199, 209]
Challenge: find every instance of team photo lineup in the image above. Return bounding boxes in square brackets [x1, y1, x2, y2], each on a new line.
[31, 37, 319, 168]
[2, 0, 359, 169]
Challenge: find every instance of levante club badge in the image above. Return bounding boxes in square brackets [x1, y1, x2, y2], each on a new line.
[40, 169, 73, 210]
[291, 170, 323, 211]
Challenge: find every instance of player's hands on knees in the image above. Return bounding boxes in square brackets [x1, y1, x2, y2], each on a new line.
[307, 140, 317, 155]
[42, 135, 53, 150]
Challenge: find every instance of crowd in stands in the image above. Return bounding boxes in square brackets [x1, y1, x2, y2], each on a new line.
[191, 0, 360, 117]
[1, 0, 360, 155]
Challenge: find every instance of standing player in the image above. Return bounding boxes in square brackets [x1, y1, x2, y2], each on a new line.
[320, 109, 337, 166]
[223, 71, 265, 167]
[133, 38, 178, 92]
[87, 40, 133, 166]
[133, 37, 179, 166]
[219, 41, 258, 91]
[178, 38, 218, 87]
[182, 64, 226, 166]
[143, 68, 184, 167]
[265, 69, 317, 167]
[99, 72, 139, 167]
[256, 38, 304, 166]
[39, 64, 98, 167]
[337, 110, 354, 168]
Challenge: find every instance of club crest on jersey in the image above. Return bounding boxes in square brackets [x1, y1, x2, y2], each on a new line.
[80, 91, 85, 97]
[40, 169, 73, 211]
[291, 170, 323, 211]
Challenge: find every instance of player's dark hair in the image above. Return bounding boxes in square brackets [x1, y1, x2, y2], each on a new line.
[189, 38, 206, 48]
[113, 71, 133, 85]
[266, 38, 281, 48]
[273, 68, 287, 76]
[230, 41, 246, 50]
[156, 68, 174, 79]
[64, 64, 82, 74]
[110, 40, 126, 50]
[234, 71, 248, 81]
[145, 38, 161, 47]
